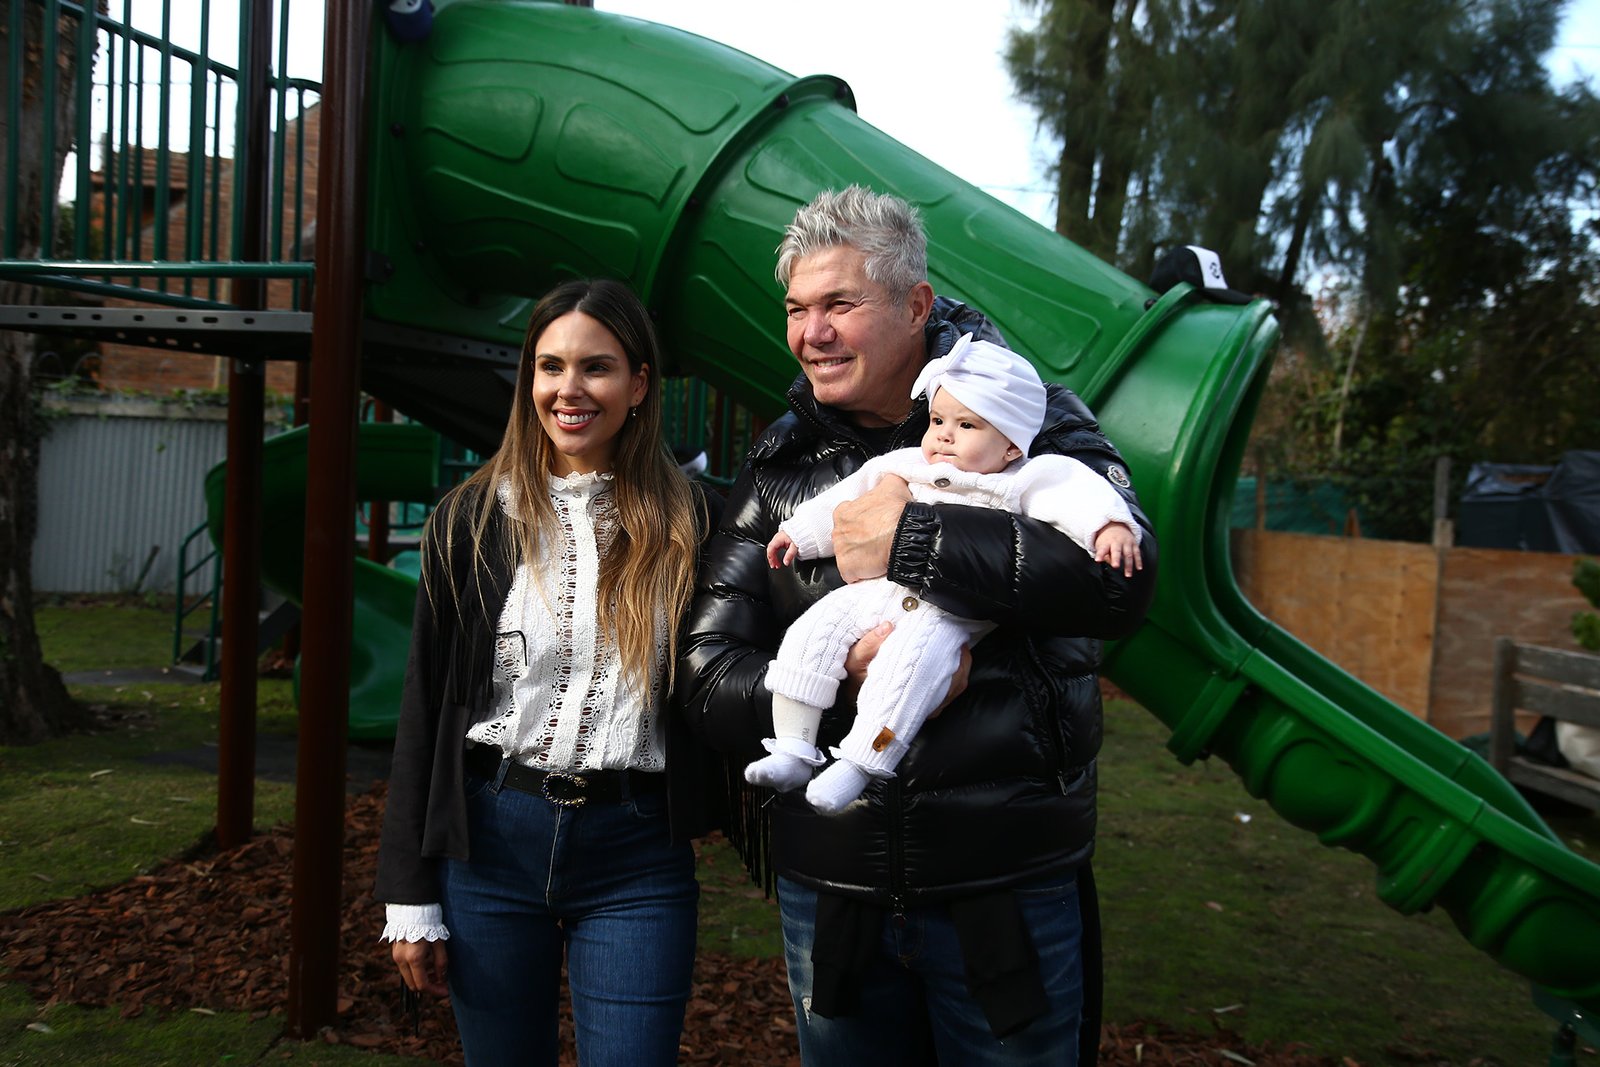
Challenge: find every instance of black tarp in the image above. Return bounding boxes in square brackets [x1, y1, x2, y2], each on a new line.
[1458, 450, 1600, 553]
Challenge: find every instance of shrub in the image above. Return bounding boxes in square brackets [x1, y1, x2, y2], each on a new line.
[1574, 558, 1600, 652]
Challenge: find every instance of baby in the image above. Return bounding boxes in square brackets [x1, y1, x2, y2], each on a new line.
[748, 334, 1142, 814]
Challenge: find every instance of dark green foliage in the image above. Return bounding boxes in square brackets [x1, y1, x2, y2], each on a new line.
[1575, 558, 1600, 652]
[1009, 0, 1600, 540]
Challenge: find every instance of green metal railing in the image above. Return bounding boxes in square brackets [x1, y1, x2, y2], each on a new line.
[173, 517, 223, 679]
[662, 377, 765, 488]
[3, 0, 320, 308]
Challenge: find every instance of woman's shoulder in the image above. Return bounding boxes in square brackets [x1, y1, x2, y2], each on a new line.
[436, 476, 490, 511]
[424, 477, 505, 554]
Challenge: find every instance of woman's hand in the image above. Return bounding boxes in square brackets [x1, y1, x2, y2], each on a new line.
[392, 938, 449, 998]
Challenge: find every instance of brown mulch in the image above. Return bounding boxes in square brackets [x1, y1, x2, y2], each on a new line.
[0, 782, 1339, 1066]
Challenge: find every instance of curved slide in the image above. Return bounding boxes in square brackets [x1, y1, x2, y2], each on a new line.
[203, 422, 439, 741]
[210, 0, 1597, 1020]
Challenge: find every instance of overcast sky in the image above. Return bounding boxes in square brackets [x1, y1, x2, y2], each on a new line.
[596, 1, 1057, 225]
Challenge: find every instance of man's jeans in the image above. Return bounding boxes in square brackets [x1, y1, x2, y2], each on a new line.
[439, 765, 697, 1067]
[778, 874, 1084, 1066]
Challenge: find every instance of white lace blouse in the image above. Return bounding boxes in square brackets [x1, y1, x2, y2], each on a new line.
[382, 471, 670, 945]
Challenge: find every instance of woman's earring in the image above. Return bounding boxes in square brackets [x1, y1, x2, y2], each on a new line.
[629, 406, 639, 419]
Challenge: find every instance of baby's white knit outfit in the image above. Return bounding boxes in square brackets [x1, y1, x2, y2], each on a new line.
[756, 447, 1137, 813]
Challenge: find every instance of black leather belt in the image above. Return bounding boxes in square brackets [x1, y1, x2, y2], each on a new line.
[463, 744, 665, 808]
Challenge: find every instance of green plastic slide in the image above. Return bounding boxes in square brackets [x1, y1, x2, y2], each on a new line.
[213, 0, 1597, 1016]
[203, 423, 439, 740]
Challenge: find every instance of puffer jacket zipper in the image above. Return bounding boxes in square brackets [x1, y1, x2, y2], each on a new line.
[1027, 638, 1073, 795]
[887, 777, 908, 921]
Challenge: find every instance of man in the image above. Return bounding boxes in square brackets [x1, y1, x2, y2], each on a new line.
[677, 185, 1158, 1065]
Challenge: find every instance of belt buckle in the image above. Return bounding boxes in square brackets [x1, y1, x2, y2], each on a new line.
[541, 771, 588, 808]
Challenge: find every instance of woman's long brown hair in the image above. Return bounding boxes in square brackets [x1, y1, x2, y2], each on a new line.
[426, 278, 701, 694]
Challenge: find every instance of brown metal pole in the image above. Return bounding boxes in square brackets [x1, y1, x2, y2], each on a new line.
[215, 0, 275, 851]
[287, 0, 370, 1036]
[281, 362, 312, 665]
[217, 356, 263, 849]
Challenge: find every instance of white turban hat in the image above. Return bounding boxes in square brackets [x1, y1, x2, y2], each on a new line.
[910, 333, 1047, 455]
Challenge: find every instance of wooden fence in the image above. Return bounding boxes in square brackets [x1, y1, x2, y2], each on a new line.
[1230, 530, 1591, 739]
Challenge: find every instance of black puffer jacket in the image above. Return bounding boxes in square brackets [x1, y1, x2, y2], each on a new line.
[676, 299, 1158, 907]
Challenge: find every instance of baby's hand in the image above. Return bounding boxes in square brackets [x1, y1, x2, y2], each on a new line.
[1093, 522, 1143, 577]
[767, 530, 799, 569]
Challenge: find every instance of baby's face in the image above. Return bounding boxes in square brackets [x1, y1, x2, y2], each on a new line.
[920, 387, 1021, 475]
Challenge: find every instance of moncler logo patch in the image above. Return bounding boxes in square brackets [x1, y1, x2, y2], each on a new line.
[1106, 464, 1131, 488]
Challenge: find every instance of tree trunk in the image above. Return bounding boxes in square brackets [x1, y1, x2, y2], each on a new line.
[0, 0, 94, 743]
[1330, 308, 1367, 459]
[1053, 0, 1117, 245]
[1085, 0, 1144, 262]
[1275, 187, 1316, 302]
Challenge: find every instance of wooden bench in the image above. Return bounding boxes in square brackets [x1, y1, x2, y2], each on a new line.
[1489, 638, 1600, 811]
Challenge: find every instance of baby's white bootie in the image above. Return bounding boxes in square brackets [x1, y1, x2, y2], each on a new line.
[745, 737, 825, 792]
[806, 758, 875, 815]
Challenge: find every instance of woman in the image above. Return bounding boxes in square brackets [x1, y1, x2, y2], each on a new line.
[374, 279, 723, 1066]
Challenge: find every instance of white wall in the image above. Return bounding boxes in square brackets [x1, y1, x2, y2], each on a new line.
[34, 399, 248, 596]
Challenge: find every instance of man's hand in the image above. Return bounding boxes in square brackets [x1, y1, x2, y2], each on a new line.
[933, 646, 972, 717]
[832, 474, 911, 583]
[841, 621, 894, 700]
[841, 625, 970, 718]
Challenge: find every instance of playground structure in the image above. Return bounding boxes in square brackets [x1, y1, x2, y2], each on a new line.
[3, 0, 1597, 1052]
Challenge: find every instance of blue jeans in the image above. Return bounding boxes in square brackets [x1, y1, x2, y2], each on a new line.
[439, 764, 698, 1067]
[777, 875, 1084, 1066]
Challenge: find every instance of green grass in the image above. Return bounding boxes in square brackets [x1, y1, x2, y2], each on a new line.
[1096, 700, 1600, 1065]
[6, 597, 1599, 1065]
[35, 595, 181, 673]
[0, 981, 281, 1066]
[695, 836, 783, 958]
[0, 670, 300, 910]
[0, 982, 423, 1066]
